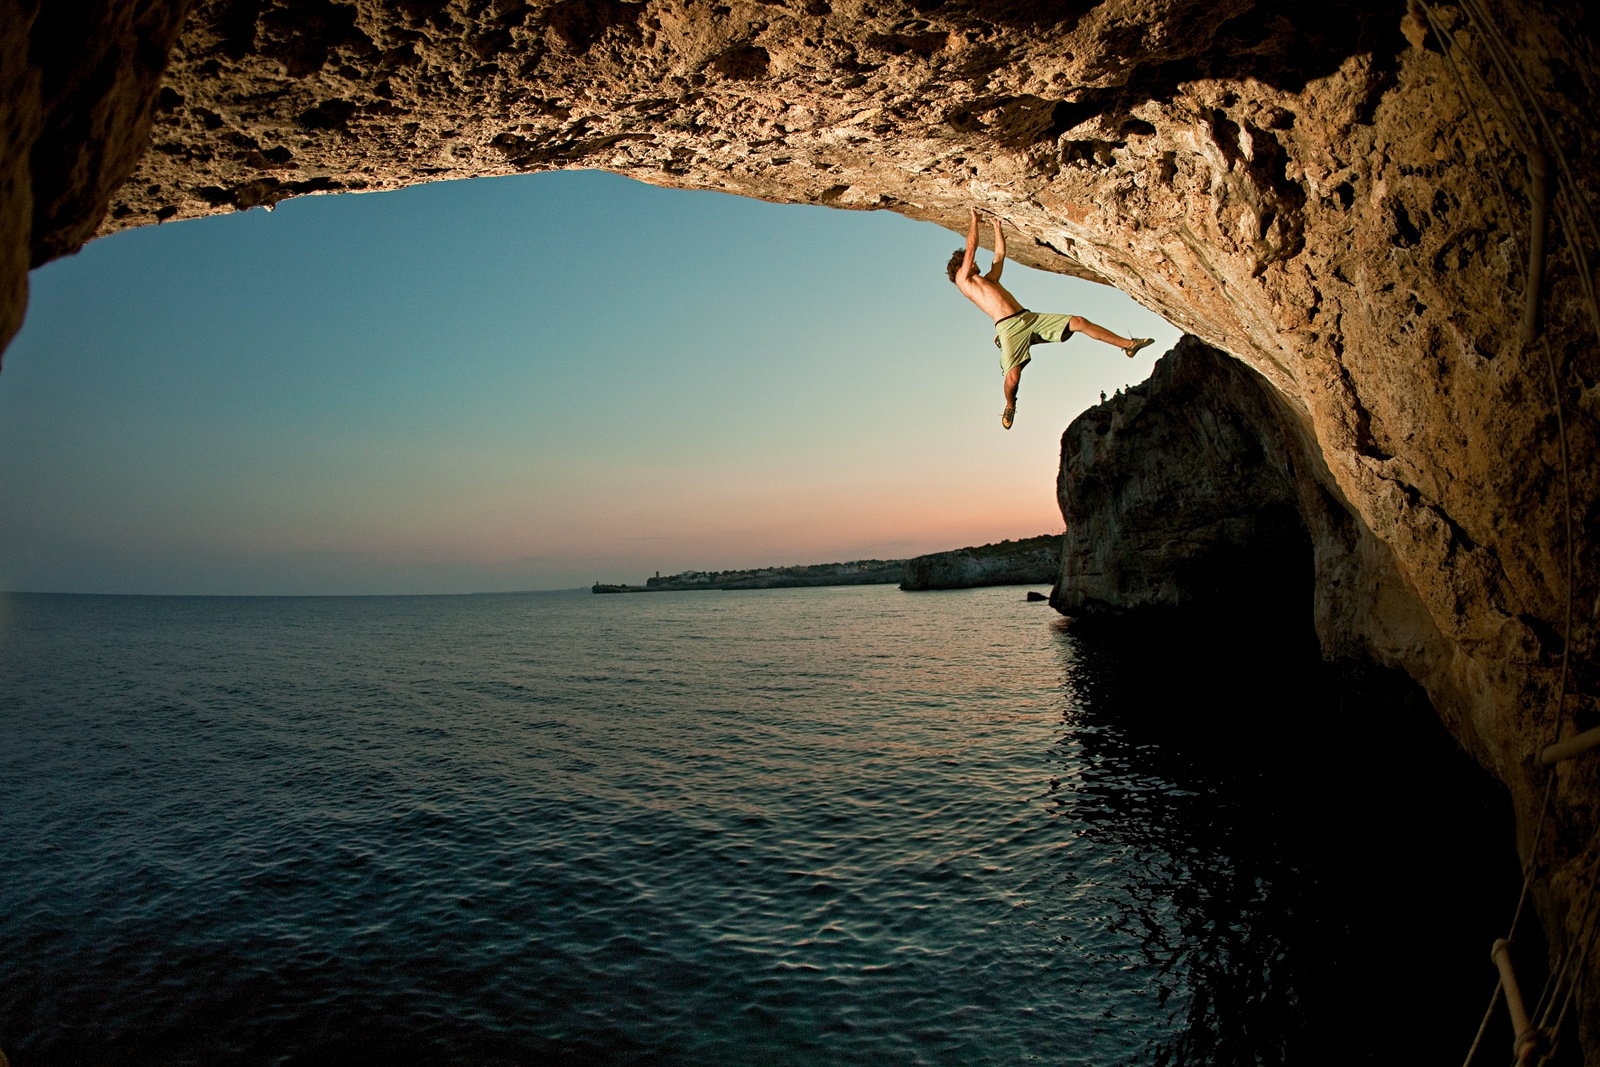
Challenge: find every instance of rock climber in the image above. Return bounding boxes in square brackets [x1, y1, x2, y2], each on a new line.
[948, 206, 1153, 429]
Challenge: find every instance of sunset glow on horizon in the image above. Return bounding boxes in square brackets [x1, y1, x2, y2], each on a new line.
[0, 170, 1179, 594]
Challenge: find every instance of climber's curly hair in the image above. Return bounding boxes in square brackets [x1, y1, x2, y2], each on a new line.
[946, 248, 966, 283]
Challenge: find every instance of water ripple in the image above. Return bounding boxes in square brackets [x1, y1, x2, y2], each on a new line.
[0, 587, 1515, 1065]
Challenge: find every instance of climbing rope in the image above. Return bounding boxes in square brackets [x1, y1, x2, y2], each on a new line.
[1449, 0, 1600, 350]
[1462, 977, 1502, 1065]
[1551, 189, 1600, 352]
[1412, 0, 1595, 1061]
[1522, 830, 1600, 1064]
[1456, 0, 1600, 251]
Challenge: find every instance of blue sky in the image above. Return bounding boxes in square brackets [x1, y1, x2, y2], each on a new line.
[0, 170, 1179, 594]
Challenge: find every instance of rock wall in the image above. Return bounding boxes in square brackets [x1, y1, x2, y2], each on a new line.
[1054, 334, 1470, 683]
[1054, 337, 1314, 623]
[2, 0, 1598, 1051]
[900, 533, 1059, 590]
[1056, 332, 1595, 1052]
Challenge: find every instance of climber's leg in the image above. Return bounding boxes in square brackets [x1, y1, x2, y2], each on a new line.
[1067, 315, 1151, 356]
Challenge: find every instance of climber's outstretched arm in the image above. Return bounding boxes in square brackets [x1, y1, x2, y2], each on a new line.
[959, 206, 982, 282]
[986, 216, 1006, 281]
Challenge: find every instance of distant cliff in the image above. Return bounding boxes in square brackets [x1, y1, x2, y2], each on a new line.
[595, 536, 1063, 594]
[594, 559, 903, 593]
[900, 535, 1062, 591]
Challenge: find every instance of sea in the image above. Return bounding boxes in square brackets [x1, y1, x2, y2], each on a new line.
[0, 585, 1521, 1066]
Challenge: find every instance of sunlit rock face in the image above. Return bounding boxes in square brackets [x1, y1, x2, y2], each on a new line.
[4, 0, 1599, 1047]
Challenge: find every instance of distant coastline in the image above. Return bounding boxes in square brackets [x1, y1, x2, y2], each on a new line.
[592, 558, 902, 593]
[593, 534, 1062, 594]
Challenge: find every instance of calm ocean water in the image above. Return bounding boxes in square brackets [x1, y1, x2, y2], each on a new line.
[0, 586, 1517, 1066]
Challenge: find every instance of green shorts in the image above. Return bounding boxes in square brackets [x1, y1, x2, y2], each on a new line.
[994, 310, 1074, 373]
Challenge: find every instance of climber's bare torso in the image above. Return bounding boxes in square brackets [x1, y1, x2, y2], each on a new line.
[953, 240, 1024, 323]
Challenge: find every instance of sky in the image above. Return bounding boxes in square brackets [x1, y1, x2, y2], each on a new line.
[0, 170, 1180, 595]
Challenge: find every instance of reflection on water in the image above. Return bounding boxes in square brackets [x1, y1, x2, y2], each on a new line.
[0, 587, 1518, 1066]
[1057, 622, 1521, 1065]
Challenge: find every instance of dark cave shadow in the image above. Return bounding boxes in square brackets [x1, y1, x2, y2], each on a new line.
[919, 0, 1405, 154]
[922, 0, 1404, 93]
[1052, 616, 1536, 1067]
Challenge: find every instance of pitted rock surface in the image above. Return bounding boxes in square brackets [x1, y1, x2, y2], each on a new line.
[4, 0, 1599, 1044]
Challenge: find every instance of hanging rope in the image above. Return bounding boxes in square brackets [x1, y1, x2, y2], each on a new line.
[1455, 0, 1600, 249]
[1463, 979, 1504, 1067]
[1526, 833, 1600, 1063]
[1413, 0, 1595, 1061]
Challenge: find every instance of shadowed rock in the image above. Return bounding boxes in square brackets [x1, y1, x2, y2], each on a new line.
[1055, 336, 1469, 686]
[900, 533, 1060, 590]
[1054, 337, 1313, 623]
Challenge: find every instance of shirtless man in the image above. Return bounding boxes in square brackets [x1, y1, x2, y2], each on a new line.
[949, 206, 1153, 429]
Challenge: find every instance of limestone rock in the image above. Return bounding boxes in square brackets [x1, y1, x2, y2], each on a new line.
[1049, 334, 1312, 617]
[1053, 335, 1456, 671]
[0, 0, 190, 350]
[900, 533, 1060, 590]
[1054, 337, 1314, 620]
